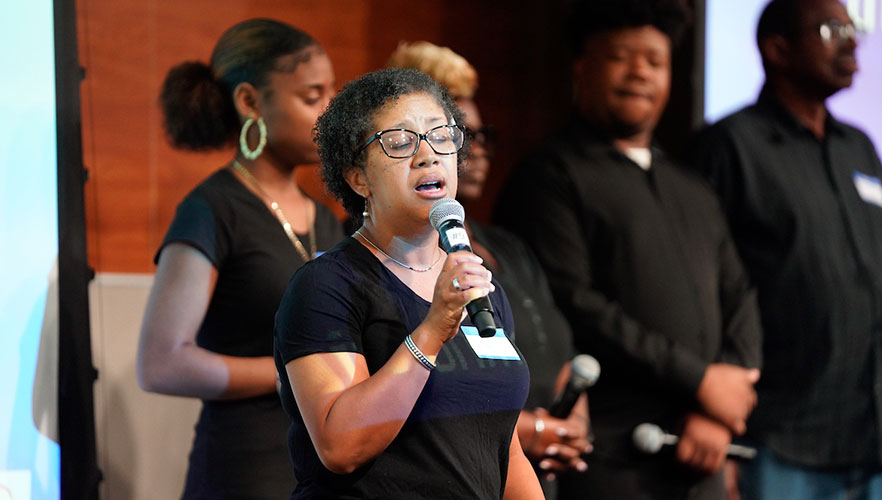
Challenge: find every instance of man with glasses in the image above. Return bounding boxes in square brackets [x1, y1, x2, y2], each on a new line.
[496, 1, 763, 498]
[694, 0, 882, 498]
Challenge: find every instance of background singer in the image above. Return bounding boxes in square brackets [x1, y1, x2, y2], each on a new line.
[496, 1, 763, 498]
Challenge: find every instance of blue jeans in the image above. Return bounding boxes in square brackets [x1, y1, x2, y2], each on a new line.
[740, 447, 882, 500]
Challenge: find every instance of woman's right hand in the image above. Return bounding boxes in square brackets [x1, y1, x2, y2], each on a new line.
[421, 250, 494, 345]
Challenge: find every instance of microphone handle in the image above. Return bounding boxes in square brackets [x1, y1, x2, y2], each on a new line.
[548, 382, 581, 418]
[664, 433, 757, 459]
[466, 298, 497, 337]
[727, 443, 758, 459]
[437, 219, 497, 337]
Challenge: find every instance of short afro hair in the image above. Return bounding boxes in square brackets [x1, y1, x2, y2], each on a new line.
[566, 0, 692, 55]
[315, 67, 467, 221]
[756, 0, 805, 46]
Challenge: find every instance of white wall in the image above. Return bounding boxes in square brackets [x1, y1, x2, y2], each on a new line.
[89, 273, 200, 500]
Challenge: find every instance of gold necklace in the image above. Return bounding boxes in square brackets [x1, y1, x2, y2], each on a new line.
[232, 160, 316, 262]
[354, 229, 443, 272]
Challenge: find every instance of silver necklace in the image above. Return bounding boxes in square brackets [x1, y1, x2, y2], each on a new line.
[354, 229, 443, 272]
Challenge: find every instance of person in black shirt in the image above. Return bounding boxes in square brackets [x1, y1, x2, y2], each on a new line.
[496, 1, 763, 499]
[274, 68, 543, 499]
[136, 20, 342, 499]
[694, 0, 882, 498]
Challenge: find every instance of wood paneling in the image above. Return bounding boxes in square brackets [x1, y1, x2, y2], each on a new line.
[81, 0, 694, 273]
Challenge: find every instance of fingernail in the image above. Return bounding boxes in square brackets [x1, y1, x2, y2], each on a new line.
[539, 459, 552, 470]
[545, 445, 559, 455]
[545, 473, 556, 481]
[576, 461, 588, 472]
[556, 427, 568, 436]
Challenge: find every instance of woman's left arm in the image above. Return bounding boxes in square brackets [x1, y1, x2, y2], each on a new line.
[503, 425, 545, 499]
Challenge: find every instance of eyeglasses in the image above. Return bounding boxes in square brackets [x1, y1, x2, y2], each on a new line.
[356, 124, 465, 159]
[818, 19, 857, 46]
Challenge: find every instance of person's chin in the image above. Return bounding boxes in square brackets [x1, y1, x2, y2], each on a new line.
[826, 73, 855, 94]
[608, 117, 655, 138]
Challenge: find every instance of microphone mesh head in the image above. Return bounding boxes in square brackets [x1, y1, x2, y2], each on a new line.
[632, 423, 664, 454]
[429, 198, 465, 230]
[570, 354, 601, 390]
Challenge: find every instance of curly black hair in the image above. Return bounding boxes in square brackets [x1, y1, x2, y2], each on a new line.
[315, 67, 468, 221]
[566, 0, 692, 55]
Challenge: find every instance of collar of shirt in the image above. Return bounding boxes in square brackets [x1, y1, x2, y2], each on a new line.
[623, 147, 652, 170]
[568, 116, 662, 171]
[756, 84, 849, 142]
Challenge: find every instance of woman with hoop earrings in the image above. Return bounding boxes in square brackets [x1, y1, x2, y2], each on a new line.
[137, 19, 343, 500]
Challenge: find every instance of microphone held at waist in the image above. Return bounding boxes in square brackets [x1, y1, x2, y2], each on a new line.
[549, 354, 601, 418]
[429, 198, 496, 337]
[632, 422, 757, 459]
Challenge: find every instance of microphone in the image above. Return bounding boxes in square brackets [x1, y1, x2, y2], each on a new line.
[429, 198, 496, 337]
[632, 422, 757, 459]
[549, 354, 601, 418]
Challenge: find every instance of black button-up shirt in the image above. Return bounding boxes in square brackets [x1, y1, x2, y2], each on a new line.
[497, 119, 762, 462]
[695, 87, 882, 467]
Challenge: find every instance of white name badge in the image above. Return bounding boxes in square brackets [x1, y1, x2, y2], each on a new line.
[853, 172, 882, 208]
[461, 326, 521, 360]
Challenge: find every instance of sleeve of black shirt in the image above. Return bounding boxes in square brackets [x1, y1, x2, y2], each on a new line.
[693, 125, 762, 369]
[692, 124, 745, 220]
[715, 208, 763, 370]
[498, 154, 709, 396]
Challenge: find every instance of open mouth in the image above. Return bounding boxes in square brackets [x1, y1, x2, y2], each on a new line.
[414, 176, 447, 198]
[416, 181, 442, 191]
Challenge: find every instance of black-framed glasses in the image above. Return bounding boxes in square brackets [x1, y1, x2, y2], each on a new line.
[818, 19, 857, 46]
[356, 124, 465, 159]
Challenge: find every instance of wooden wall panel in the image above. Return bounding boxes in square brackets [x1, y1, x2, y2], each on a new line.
[76, 0, 596, 273]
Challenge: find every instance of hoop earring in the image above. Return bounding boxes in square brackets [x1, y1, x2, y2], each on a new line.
[362, 198, 370, 219]
[239, 116, 267, 160]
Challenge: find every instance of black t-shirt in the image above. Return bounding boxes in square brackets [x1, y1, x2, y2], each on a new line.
[157, 167, 344, 499]
[159, 167, 344, 357]
[274, 237, 530, 500]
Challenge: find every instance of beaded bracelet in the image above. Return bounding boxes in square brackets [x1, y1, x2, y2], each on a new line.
[404, 335, 436, 371]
